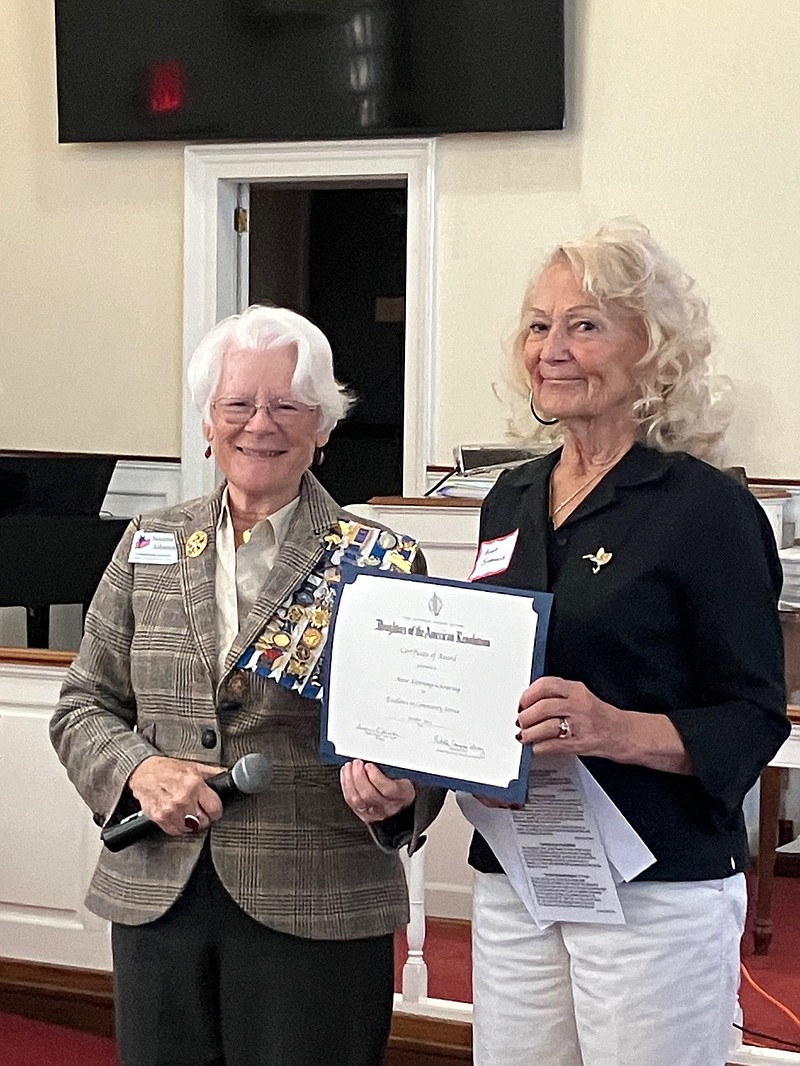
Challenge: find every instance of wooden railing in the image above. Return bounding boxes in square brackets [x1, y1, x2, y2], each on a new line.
[0, 647, 75, 667]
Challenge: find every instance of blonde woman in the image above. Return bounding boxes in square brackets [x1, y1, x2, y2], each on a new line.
[468, 224, 789, 1066]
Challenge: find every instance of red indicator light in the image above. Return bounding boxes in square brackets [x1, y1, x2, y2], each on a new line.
[148, 60, 184, 115]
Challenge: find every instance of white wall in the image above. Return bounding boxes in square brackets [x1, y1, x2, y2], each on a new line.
[0, 3, 184, 456]
[433, 0, 800, 477]
[1, 1, 797, 473]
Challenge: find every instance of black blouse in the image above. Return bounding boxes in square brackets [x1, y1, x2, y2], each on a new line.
[468, 444, 789, 881]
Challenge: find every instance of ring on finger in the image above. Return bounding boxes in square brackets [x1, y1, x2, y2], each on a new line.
[183, 813, 202, 832]
[557, 716, 571, 740]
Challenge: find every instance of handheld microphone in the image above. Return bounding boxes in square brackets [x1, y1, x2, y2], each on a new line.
[100, 752, 273, 853]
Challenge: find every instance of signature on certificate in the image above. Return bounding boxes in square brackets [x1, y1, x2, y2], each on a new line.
[435, 735, 486, 759]
[356, 723, 401, 742]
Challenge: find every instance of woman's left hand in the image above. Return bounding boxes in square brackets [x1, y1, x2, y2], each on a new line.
[340, 759, 416, 825]
[517, 676, 624, 759]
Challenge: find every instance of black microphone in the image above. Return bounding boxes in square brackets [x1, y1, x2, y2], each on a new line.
[100, 752, 273, 853]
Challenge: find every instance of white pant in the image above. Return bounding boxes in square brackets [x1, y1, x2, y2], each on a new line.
[472, 871, 747, 1066]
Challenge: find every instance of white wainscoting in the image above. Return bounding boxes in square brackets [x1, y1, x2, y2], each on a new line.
[0, 662, 112, 971]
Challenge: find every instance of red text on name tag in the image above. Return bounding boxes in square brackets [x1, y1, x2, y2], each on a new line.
[468, 529, 519, 581]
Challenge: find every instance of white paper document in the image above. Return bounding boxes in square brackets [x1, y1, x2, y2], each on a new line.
[324, 570, 546, 793]
[574, 761, 655, 884]
[458, 755, 655, 926]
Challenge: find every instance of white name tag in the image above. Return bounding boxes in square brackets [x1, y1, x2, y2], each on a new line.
[468, 529, 519, 581]
[128, 531, 178, 565]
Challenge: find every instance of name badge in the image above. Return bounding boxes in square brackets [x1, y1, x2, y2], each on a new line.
[468, 529, 519, 581]
[128, 531, 178, 565]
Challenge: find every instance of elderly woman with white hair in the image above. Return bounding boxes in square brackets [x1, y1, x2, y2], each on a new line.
[50, 306, 440, 1066]
[467, 224, 789, 1066]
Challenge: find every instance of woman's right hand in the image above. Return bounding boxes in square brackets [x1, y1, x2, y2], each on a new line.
[127, 756, 226, 836]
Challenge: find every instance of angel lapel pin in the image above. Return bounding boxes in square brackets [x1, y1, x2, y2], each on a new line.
[582, 546, 613, 574]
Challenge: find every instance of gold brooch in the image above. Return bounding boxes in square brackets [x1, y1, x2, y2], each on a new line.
[185, 530, 208, 558]
[582, 547, 612, 574]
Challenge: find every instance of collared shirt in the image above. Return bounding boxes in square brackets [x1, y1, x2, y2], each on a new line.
[215, 487, 300, 674]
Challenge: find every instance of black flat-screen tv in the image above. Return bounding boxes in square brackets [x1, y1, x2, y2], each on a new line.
[54, 1, 565, 143]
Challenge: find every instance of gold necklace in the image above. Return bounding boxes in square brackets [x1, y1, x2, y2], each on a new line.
[549, 467, 606, 526]
[550, 444, 634, 527]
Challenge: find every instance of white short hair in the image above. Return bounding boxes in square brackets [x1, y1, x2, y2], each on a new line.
[187, 305, 355, 435]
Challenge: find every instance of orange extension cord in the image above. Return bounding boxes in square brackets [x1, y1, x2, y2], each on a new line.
[740, 962, 800, 1051]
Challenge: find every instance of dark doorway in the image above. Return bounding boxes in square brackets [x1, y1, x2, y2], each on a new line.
[249, 183, 407, 505]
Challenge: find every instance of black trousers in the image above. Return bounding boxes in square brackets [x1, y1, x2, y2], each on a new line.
[111, 848, 395, 1066]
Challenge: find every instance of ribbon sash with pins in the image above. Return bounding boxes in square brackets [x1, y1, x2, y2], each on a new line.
[236, 520, 418, 700]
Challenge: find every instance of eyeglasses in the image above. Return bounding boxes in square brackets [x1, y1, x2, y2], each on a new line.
[211, 396, 319, 426]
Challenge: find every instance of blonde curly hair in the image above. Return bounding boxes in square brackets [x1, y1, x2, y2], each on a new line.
[505, 222, 732, 463]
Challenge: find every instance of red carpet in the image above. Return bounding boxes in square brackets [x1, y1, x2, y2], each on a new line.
[2, 876, 799, 1063]
[740, 872, 800, 1052]
[0, 1011, 119, 1065]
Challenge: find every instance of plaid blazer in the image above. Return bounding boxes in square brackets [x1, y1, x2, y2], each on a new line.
[50, 472, 444, 938]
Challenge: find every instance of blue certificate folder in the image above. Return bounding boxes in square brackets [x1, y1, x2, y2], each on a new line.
[319, 565, 552, 805]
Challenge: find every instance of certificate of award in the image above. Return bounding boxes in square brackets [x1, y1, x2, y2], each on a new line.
[319, 567, 552, 802]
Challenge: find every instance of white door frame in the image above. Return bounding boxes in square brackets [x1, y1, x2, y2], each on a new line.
[182, 139, 438, 501]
